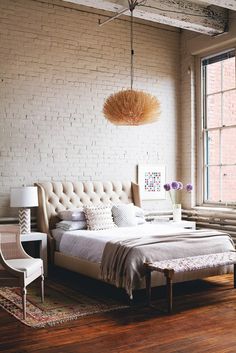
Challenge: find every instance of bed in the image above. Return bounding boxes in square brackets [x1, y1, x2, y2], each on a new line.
[35, 181, 235, 295]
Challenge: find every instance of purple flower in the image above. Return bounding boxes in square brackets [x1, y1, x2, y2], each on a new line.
[186, 183, 193, 192]
[178, 182, 183, 190]
[163, 183, 171, 191]
[171, 181, 179, 190]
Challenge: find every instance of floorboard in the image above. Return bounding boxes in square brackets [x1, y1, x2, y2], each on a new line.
[0, 270, 236, 353]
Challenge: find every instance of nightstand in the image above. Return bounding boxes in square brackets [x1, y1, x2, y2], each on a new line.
[21, 232, 48, 276]
[167, 220, 196, 230]
[146, 217, 196, 230]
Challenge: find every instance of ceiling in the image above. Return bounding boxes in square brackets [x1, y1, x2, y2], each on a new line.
[62, 0, 236, 36]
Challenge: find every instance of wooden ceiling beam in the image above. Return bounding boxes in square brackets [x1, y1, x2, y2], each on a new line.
[63, 0, 228, 35]
[195, 0, 236, 12]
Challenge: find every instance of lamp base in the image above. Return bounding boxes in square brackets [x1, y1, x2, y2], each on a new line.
[19, 208, 31, 234]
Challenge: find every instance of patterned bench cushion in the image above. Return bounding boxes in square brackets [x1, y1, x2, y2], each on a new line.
[146, 251, 236, 274]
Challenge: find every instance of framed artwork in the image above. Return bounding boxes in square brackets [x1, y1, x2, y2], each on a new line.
[138, 164, 166, 200]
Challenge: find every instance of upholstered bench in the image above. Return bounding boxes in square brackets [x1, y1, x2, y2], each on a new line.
[144, 251, 236, 313]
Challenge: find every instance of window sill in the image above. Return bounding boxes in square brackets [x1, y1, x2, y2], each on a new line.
[193, 206, 236, 213]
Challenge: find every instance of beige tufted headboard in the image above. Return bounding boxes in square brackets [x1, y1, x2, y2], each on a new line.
[35, 181, 141, 236]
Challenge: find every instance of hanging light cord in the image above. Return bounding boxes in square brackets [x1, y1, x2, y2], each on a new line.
[131, 7, 134, 90]
[129, 0, 145, 89]
[129, 0, 137, 90]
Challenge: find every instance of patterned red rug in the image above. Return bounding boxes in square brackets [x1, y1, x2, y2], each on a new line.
[0, 280, 128, 328]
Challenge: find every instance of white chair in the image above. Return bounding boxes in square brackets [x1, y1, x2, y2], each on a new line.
[0, 225, 44, 319]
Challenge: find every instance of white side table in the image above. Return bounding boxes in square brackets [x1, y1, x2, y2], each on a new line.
[147, 219, 196, 230]
[168, 220, 196, 230]
[21, 232, 48, 276]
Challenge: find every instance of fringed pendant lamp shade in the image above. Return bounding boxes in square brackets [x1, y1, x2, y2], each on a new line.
[103, 0, 161, 126]
[103, 89, 160, 126]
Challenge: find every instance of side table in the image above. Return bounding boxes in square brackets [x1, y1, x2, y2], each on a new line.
[146, 217, 196, 230]
[167, 220, 196, 230]
[21, 232, 48, 276]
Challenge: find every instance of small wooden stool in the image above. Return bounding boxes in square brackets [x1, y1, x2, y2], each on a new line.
[144, 251, 236, 313]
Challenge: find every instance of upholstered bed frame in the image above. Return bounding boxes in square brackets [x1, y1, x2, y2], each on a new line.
[35, 181, 141, 279]
[35, 180, 232, 290]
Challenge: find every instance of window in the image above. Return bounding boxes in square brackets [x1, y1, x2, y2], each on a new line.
[201, 50, 236, 205]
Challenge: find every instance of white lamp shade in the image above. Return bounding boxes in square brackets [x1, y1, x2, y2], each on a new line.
[10, 186, 38, 208]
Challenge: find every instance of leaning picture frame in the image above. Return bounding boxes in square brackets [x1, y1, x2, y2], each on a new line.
[138, 164, 166, 200]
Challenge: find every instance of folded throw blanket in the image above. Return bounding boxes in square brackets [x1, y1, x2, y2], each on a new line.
[100, 229, 235, 298]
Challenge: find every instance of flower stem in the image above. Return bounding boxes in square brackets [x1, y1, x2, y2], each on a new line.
[168, 190, 175, 206]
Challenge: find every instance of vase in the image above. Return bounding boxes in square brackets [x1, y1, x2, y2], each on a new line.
[172, 203, 181, 222]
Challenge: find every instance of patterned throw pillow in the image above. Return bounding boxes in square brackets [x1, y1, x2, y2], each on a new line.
[112, 204, 137, 227]
[84, 206, 116, 231]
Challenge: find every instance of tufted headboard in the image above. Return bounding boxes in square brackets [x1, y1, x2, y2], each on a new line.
[35, 181, 141, 236]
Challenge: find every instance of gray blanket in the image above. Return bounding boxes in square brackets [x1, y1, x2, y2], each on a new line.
[100, 229, 235, 297]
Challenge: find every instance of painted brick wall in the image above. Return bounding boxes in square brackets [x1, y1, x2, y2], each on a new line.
[0, 0, 180, 217]
[180, 31, 196, 209]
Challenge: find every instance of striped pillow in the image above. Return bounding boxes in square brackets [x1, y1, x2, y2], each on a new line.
[84, 206, 116, 231]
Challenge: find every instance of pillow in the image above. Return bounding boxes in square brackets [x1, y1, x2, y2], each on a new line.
[112, 204, 137, 227]
[136, 217, 146, 225]
[58, 208, 85, 221]
[56, 220, 87, 231]
[84, 206, 116, 231]
[133, 205, 145, 218]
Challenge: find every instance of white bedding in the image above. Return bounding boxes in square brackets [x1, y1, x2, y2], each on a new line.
[52, 224, 200, 264]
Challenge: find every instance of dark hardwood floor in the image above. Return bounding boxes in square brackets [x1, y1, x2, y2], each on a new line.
[1, 270, 236, 353]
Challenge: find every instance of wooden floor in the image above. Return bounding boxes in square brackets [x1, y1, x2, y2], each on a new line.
[1, 270, 236, 353]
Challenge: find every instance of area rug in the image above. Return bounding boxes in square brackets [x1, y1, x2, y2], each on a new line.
[0, 281, 128, 328]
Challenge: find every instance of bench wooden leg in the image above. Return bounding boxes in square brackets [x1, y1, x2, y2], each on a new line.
[164, 269, 174, 314]
[145, 269, 152, 306]
[166, 276, 173, 313]
[234, 264, 236, 289]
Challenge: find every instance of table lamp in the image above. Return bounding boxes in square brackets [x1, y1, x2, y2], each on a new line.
[10, 186, 38, 234]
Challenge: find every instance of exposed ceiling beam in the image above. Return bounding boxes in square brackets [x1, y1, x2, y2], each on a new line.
[63, 0, 228, 36]
[195, 0, 236, 11]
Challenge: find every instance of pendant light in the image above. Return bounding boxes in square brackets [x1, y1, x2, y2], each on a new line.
[103, 0, 161, 126]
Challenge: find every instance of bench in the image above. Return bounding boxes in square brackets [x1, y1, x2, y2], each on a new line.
[144, 251, 236, 313]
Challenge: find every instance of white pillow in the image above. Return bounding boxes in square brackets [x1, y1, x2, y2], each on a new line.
[84, 206, 116, 231]
[134, 205, 145, 218]
[58, 208, 85, 221]
[136, 217, 146, 225]
[112, 204, 137, 227]
[56, 220, 87, 230]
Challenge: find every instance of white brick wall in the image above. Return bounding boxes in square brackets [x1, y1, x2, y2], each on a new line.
[180, 31, 196, 209]
[0, 0, 181, 217]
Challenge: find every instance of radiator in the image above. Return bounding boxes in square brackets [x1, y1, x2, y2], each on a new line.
[183, 209, 236, 243]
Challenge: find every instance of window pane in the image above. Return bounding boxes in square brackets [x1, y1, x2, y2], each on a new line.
[222, 57, 235, 91]
[206, 130, 220, 165]
[205, 166, 220, 202]
[221, 166, 236, 203]
[223, 90, 236, 126]
[202, 51, 236, 205]
[206, 93, 221, 128]
[221, 128, 236, 164]
[206, 61, 221, 94]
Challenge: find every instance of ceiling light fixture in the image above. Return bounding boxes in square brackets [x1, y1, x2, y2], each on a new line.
[102, 0, 161, 126]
